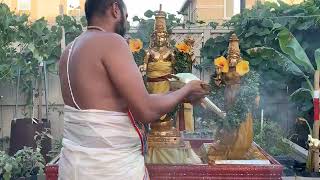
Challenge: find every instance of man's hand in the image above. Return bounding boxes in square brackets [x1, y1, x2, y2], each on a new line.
[185, 80, 210, 105]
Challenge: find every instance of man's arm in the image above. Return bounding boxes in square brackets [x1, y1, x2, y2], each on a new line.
[102, 34, 194, 123]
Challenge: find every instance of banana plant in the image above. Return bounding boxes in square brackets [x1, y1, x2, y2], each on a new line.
[247, 27, 320, 108]
[247, 27, 320, 171]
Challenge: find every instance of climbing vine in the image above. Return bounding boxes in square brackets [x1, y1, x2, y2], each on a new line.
[0, 3, 87, 107]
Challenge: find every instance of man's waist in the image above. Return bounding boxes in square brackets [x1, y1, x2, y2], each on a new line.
[62, 135, 141, 150]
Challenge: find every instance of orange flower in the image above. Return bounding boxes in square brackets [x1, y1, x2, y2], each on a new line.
[129, 39, 143, 53]
[176, 42, 191, 53]
[214, 56, 229, 73]
[236, 60, 250, 76]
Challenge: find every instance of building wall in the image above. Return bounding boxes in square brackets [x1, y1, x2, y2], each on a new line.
[35, 0, 61, 23]
[2, 0, 85, 23]
[196, 0, 225, 22]
[246, 0, 258, 9]
[183, 0, 247, 23]
[183, 0, 197, 23]
[226, 0, 234, 18]
[183, 0, 305, 23]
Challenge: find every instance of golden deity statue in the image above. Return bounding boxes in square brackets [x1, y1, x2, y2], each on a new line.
[144, 5, 201, 165]
[143, 5, 182, 148]
[224, 34, 242, 108]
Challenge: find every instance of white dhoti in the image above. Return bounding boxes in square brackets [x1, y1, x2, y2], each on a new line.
[58, 106, 148, 180]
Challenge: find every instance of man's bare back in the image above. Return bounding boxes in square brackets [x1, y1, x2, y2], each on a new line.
[59, 31, 127, 112]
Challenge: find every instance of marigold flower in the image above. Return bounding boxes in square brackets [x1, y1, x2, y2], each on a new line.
[214, 56, 229, 73]
[236, 60, 250, 76]
[176, 42, 191, 53]
[129, 39, 143, 53]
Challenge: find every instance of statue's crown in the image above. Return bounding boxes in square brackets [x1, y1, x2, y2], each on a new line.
[154, 4, 167, 33]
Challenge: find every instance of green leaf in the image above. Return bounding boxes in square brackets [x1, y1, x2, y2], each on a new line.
[247, 47, 306, 77]
[296, 20, 314, 30]
[80, 16, 87, 27]
[197, 20, 206, 24]
[3, 172, 11, 180]
[214, 36, 226, 43]
[257, 29, 270, 36]
[4, 164, 12, 172]
[31, 18, 47, 36]
[278, 28, 315, 74]
[261, 19, 273, 28]
[168, 14, 175, 20]
[208, 22, 218, 29]
[315, 48, 320, 70]
[33, 50, 43, 63]
[144, 10, 154, 18]
[28, 43, 35, 53]
[132, 16, 140, 22]
[51, 25, 57, 32]
[244, 31, 254, 38]
[290, 88, 312, 101]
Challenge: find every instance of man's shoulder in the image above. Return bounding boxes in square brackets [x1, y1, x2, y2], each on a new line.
[97, 33, 129, 57]
[93, 32, 126, 44]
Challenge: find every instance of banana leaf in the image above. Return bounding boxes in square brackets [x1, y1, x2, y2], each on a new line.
[278, 28, 315, 74]
[247, 47, 313, 91]
[247, 47, 306, 77]
[290, 88, 313, 101]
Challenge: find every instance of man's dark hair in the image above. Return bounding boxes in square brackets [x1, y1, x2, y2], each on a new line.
[85, 0, 125, 25]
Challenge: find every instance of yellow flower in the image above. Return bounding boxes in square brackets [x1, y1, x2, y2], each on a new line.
[214, 56, 229, 73]
[129, 39, 143, 53]
[236, 60, 250, 76]
[176, 42, 191, 53]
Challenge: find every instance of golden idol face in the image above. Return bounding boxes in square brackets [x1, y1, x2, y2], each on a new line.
[156, 32, 167, 47]
[228, 54, 240, 66]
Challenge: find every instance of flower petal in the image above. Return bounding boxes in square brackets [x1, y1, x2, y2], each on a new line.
[236, 60, 250, 76]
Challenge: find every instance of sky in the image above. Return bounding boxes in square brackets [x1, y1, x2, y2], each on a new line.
[67, 0, 187, 24]
[68, 0, 241, 24]
[123, 0, 186, 22]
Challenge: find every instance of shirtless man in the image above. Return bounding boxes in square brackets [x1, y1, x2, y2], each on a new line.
[58, 0, 208, 179]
